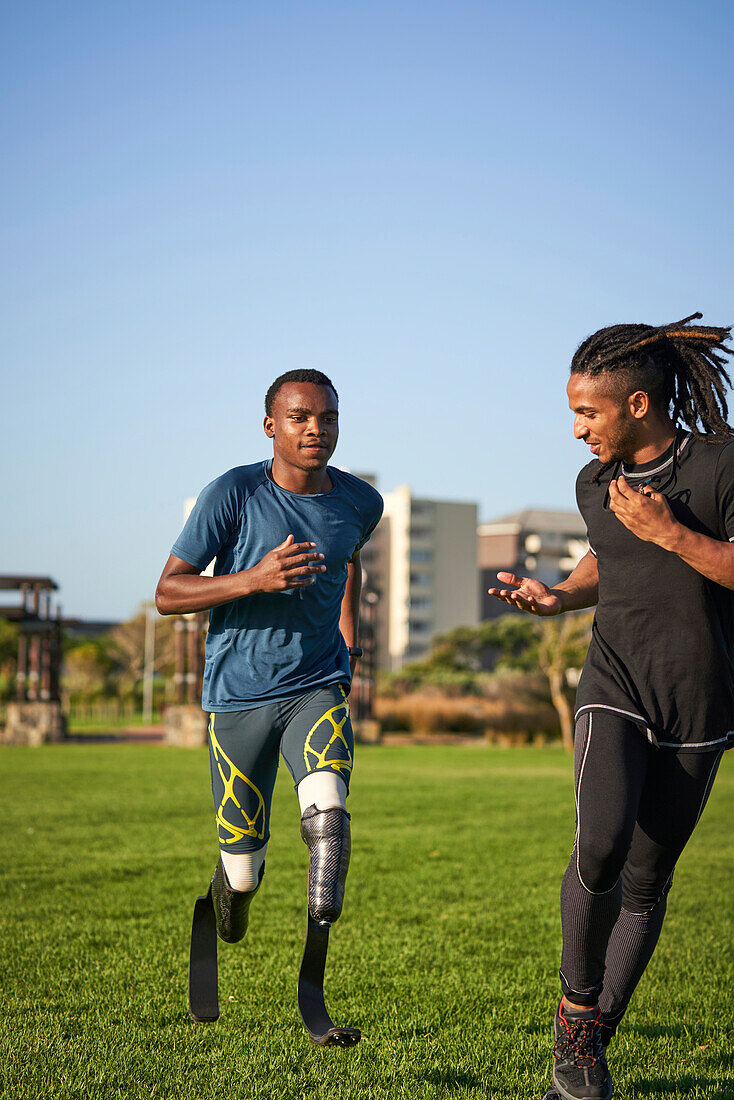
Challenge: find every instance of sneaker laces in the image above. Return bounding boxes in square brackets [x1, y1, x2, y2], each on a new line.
[553, 1013, 601, 1068]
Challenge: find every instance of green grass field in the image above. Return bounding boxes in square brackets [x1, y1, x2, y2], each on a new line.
[1, 743, 732, 1099]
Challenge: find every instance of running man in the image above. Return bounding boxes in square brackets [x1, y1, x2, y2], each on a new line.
[489, 314, 734, 1100]
[156, 369, 382, 1045]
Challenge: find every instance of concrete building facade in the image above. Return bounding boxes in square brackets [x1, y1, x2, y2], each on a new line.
[478, 508, 588, 620]
[380, 486, 479, 669]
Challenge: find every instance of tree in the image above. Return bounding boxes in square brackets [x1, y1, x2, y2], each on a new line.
[535, 615, 592, 751]
[60, 608, 181, 706]
[395, 611, 593, 750]
[109, 607, 179, 701]
[63, 640, 117, 701]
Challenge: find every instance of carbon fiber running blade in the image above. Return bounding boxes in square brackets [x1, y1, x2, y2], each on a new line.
[297, 915, 360, 1047]
[188, 889, 219, 1022]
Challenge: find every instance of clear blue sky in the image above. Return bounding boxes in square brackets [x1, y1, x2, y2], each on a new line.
[3, 0, 733, 619]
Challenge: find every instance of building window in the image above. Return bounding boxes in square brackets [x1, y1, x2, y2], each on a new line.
[409, 620, 431, 633]
[410, 550, 433, 564]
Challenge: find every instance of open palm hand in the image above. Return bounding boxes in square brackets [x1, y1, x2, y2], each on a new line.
[487, 571, 563, 616]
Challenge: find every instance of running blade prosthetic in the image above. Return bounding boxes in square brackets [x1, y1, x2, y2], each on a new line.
[188, 887, 219, 1022]
[297, 915, 360, 1047]
[188, 861, 263, 1023]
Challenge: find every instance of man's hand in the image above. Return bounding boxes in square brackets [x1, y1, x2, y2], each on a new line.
[155, 538, 326, 614]
[488, 572, 563, 616]
[248, 534, 326, 593]
[608, 476, 679, 548]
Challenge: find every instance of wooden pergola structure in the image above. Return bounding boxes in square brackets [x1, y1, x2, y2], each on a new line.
[173, 613, 206, 705]
[0, 575, 62, 702]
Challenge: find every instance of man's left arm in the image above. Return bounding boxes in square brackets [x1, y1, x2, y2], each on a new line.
[339, 551, 363, 678]
[609, 475, 734, 590]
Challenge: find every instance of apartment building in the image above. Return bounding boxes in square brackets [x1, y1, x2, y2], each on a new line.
[478, 508, 588, 619]
[380, 486, 479, 669]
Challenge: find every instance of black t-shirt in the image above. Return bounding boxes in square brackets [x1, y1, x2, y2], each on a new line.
[576, 431, 734, 751]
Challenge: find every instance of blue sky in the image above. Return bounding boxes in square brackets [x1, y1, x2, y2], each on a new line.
[3, 1, 733, 618]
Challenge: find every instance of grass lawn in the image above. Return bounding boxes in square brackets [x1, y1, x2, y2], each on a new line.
[65, 715, 163, 733]
[1, 742, 732, 1100]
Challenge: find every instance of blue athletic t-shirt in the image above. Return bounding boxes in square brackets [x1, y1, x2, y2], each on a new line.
[171, 461, 383, 711]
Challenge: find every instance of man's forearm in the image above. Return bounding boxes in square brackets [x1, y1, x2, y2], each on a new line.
[339, 559, 362, 649]
[658, 525, 734, 590]
[552, 552, 599, 612]
[156, 571, 257, 615]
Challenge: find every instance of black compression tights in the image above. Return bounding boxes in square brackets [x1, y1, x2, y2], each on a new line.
[559, 709, 723, 1024]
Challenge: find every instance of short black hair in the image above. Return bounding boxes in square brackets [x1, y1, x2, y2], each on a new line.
[264, 370, 338, 416]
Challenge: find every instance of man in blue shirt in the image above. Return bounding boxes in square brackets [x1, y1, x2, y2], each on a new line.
[156, 369, 383, 1044]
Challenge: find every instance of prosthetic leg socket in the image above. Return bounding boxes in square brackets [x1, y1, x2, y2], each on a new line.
[300, 805, 351, 924]
[211, 856, 264, 943]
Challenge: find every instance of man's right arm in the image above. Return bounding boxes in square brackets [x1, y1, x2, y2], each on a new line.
[155, 535, 326, 615]
[488, 550, 599, 617]
[552, 550, 599, 611]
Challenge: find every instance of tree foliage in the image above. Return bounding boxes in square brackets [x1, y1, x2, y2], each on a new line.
[60, 607, 192, 705]
[109, 610, 177, 697]
[378, 612, 593, 749]
[63, 640, 118, 700]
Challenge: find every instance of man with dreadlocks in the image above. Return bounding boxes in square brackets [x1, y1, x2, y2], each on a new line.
[489, 313, 734, 1100]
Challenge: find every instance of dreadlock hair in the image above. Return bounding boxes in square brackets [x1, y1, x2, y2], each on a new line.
[571, 312, 733, 440]
[264, 369, 338, 416]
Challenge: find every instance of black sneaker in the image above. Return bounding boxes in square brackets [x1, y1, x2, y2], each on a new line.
[543, 1016, 611, 1095]
[551, 1002, 613, 1100]
[542, 1021, 612, 1099]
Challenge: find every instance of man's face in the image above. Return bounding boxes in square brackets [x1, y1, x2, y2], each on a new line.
[567, 373, 641, 465]
[264, 382, 339, 470]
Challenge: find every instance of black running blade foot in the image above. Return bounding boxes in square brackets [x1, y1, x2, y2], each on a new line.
[188, 889, 219, 1022]
[315, 1026, 362, 1048]
[297, 915, 361, 1047]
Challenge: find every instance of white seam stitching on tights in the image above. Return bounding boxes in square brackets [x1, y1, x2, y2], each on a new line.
[575, 711, 621, 897]
[575, 703, 649, 726]
[657, 732, 733, 749]
[619, 888, 669, 918]
[694, 750, 724, 826]
[575, 713, 595, 894]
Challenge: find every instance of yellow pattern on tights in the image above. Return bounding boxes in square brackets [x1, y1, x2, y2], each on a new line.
[209, 714, 265, 844]
[302, 685, 353, 778]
